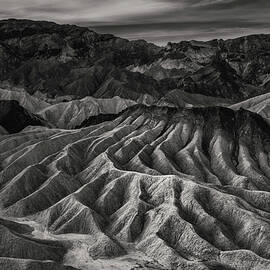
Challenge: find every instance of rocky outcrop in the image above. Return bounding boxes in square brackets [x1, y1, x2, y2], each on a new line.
[1, 105, 270, 269]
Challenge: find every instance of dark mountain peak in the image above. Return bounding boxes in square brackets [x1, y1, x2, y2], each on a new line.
[0, 18, 90, 39]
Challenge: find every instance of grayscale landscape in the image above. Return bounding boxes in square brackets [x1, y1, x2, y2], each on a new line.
[0, 16, 270, 270]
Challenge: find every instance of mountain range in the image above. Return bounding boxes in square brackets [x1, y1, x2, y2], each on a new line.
[1, 19, 270, 270]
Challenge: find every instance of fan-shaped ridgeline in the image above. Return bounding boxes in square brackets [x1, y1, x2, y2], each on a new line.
[1, 105, 270, 270]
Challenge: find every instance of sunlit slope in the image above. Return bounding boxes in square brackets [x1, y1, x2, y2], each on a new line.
[0, 88, 136, 128]
[231, 92, 270, 122]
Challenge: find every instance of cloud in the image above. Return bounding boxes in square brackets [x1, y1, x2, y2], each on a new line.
[0, 0, 269, 44]
[197, 0, 270, 9]
[0, 0, 179, 23]
[92, 20, 270, 45]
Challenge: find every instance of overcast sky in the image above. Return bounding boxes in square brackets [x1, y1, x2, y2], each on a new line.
[0, 0, 270, 45]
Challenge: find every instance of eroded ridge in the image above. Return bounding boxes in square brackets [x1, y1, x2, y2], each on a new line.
[1, 105, 270, 270]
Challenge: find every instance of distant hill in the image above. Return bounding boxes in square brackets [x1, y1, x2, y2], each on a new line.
[0, 19, 270, 102]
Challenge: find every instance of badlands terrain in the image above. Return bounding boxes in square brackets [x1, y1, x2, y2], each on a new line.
[1, 19, 270, 270]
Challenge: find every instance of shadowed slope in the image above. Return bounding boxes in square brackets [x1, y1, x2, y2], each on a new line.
[0, 100, 46, 133]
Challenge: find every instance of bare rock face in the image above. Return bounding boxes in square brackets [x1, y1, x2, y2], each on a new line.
[1, 105, 270, 270]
